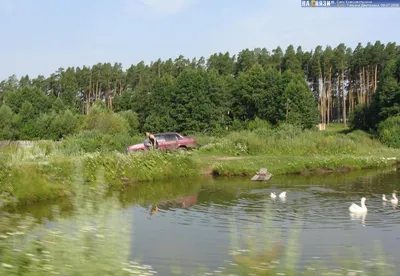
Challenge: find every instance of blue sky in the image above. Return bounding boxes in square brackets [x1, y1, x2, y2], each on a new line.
[0, 0, 399, 80]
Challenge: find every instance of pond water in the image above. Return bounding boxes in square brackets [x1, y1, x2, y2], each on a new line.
[11, 168, 400, 275]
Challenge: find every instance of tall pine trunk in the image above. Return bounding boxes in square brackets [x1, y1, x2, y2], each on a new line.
[327, 66, 332, 125]
[362, 67, 367, 105]
[342, 68, 346, 126]
[374, 64, 378, 92]
[337, 76, 341, 123]
[86, 76, 91, 114]
[366, 67, 370, 106]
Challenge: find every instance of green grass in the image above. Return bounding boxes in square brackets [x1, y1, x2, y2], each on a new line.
[204, 154, 398, 177]
[1, 123, 399, 207]
[0, 146, 398, 276]
[195, 124, 392, 157]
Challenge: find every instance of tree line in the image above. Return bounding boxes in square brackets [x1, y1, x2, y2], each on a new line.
[0, 40, 399, 140]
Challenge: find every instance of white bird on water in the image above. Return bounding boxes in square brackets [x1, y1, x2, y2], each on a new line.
[349, 197, 367, 213]
[279, 191, 286, 199]
[382, 191, 398, 204]
[270, 192, 277, 199]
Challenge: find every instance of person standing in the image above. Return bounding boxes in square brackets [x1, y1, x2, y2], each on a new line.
[145, 132, 159, 150]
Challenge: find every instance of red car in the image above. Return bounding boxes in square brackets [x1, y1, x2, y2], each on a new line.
[126, 132, 196, 152]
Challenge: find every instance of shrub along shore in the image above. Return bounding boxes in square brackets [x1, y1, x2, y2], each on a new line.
[0, 124, 399, 208]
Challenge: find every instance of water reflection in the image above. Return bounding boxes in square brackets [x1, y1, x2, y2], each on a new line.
[127, 169, 400, 274]
[350, 212, 367, 226]
[3, 168, 400, 275]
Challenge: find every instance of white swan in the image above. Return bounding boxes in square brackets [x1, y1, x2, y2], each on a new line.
[390, 192, 398, 204]
[382, 192, 398, 204]
[349, 197, 367, 213]
[270, 192, 276, 199]
[279, 191, 286, 199]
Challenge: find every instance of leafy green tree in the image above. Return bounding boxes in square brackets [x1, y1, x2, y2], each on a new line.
[232, 63, 265, 121]
[282, 77, 319, 129]
[119, 110, 140, 136]
[0, 40, 399, 140]
[0, 105, 15, 139]
[255, 68, 283, 125]
[171, 70, 213, 133]
[377, 115, 400, 148]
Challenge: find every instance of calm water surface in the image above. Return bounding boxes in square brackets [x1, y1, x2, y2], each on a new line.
[18, 168, 400, 275]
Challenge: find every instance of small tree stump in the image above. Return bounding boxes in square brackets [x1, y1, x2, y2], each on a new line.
[251, 168, 272, 181]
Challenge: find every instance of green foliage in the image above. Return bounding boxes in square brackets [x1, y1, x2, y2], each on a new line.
[51, 98, 66, 113]
[283, 78, 319, 129]
[0, 41, 399, 155]
[84, 109, 129, 136]
[378, 115, 400, 148]
[83, 151, 200, 185]
[348, 104, 371, 131]
[60, 130, 138, 154]
[0, 160, 72, 205]
[1, 123, 399, 207]
[349, 54, 400, 132]
[118, 110, 140, 136]
[5, 86, 52, 115]
[36, 110, 81, 140]
[197, 124, 394, 157]
[0, 105, 15, 140]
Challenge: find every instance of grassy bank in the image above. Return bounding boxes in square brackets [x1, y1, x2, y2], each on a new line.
[0, 151, 199, 207]
[202, 154, 399, 177]
[1, 124, 400, 207]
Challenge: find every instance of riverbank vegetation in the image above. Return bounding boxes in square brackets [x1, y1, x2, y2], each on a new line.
[1, 41, 399, 147]
[1, 122, 399, 208]
[1, 40, 399, 206]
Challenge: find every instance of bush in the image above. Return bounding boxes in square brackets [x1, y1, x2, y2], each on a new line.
[84, 102, 129, 135]
[197, 123, 393, 156]
[247, 117, 272, 131]
[60, 130, 142, 154]
[377, 115, 400, 148]
[0, 105, 15, 140]
[81, 150, 200, 185]
[348, 104, 370, 131]
[118, 110, 139, 136]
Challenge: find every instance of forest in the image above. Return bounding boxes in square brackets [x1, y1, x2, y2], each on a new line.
[0, 40, 399, 144]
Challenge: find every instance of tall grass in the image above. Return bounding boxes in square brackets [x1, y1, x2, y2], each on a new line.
[0, 148, 200, 207]
[81, 150, 200, 186]
[196, 125, 395, 157]
[209, 155, 397, 177]
[59, 130, 143, 155]
[1, 123, 399, 206]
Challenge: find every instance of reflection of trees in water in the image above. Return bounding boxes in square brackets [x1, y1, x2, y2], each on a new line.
[340, 169, 400, 194]
[157, 195, 198, 210]
[117, 178, 202, 208]
[9, 169, 400, 231]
